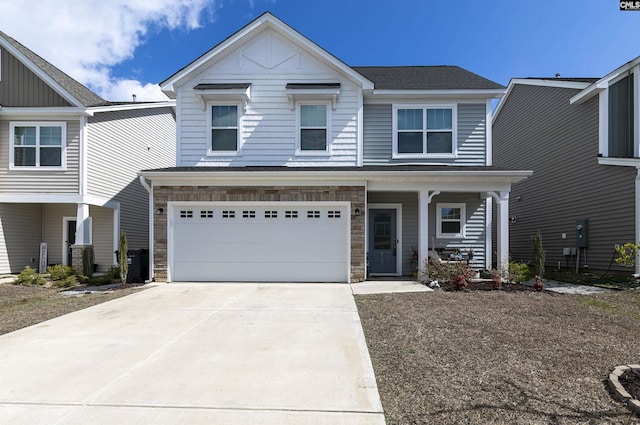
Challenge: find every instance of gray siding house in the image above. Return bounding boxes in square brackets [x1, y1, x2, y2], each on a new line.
[0, 31, 176, 275]
[493, 68, 640, 274]
[140, 13, 531, 283]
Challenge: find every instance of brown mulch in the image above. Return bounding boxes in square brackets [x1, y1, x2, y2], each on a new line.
[355, 284, 640, 424]
[620, 369, 640, 402]
[0, 283, 146, 335]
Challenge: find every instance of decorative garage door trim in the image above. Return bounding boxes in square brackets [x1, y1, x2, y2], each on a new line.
[167, 201, 351, 282]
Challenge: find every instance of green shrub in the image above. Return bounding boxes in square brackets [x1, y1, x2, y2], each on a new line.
[53, 275, 78, 288]
[13, 266, 46, 286]
[47, 264, 75, 281]
[508, 262, 533, 283]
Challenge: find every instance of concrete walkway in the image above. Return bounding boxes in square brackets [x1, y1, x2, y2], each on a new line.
[521, 278, 612, 295]
[0, 283, 385, 425]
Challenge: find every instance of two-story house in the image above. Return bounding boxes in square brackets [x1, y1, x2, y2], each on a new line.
[140, 13, 531, 283]
[493, 56, 640, 275]
[0, 31, 176, 276]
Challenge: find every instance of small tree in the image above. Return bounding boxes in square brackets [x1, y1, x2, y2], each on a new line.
[532, 231, 545, 278]
[118, 231, 128, 283]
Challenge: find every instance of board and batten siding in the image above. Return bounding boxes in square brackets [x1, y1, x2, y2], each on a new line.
[362, 103, 487, 165]
[177, 28, 358, 167]
[368, 192, 486, 275]
[87, 107, 176, 250]
[493, 84, 636, 271]
[0, 118, 80, 193]
[0, 203, 42, 273]
[0, 48, 71, 107]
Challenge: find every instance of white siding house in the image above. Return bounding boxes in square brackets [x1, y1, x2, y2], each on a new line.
[141, 12, 531, 283]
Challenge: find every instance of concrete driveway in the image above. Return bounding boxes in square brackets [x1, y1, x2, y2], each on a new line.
[0, 283, 385, 425]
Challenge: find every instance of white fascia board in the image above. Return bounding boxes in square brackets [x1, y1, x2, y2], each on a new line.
[160, 13, 374, 94]
[0, 37, 85, 108]
[87, 101, 175, 114]
[0, 107, 90, 116]
[140, 169, 533, 186]
[0, 193, 119, 208]
[572, 55, 640, 104]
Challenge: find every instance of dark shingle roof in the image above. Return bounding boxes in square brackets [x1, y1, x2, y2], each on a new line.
[352, 66, 505, 90]
[0, 31, 105, 107]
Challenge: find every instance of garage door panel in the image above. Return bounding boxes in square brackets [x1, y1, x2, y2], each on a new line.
[172, 261, 347, 282]
[171, 204, 349, 282]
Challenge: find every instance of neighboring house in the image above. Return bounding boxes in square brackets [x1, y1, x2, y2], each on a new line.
[493, 63, 640, 274]
[0, 31, 176, 275]
[140, 12, 531, 283]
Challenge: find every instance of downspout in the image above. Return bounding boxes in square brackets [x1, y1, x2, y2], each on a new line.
[139, 175, 154, 283]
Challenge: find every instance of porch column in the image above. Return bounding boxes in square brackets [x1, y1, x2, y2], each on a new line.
[490, 191, 510, 278]
[418, 190, 440, 280]
[71, 203, 93, 275]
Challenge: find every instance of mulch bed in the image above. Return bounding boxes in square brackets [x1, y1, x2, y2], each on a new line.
[355, 286, 640, 424]
[620, 369, 640, 402]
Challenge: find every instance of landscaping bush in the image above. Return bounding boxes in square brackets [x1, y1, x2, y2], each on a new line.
[13, 266, 46, 286]
[532, 231, 546, 278]
[47, 264, 75, 281]
[53, 275, 78, 288]
[424, 259, 476, 283]
[508, 262, 532, 283]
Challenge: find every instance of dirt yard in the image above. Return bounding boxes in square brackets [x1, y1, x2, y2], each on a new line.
[356, 284, 640, 424]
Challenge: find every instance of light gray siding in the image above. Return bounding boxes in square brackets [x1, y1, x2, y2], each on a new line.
[368, 192, 486, 275]
[0, 49, 71, 107]
[176, 29, 359, 167]
[0, 203, 42, 273]
[90, 206, 115, 270]
[362, 103, 486, 165]
[493, 84, 636, 271]
[0, 118, 80, 193]
[87, 107, 176, 250]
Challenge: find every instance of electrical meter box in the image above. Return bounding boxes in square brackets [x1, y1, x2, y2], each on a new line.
[576, 219, 588, 248]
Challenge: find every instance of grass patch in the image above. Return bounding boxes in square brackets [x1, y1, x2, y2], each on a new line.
[575, 296, 619, 313]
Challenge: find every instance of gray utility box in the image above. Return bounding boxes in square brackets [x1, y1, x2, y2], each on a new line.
[576, 219, 588, 248]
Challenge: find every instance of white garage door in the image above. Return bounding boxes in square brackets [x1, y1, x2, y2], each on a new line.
[170, 203, 349, 282]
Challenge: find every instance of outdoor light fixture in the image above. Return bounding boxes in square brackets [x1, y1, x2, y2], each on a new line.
[156, 207, 164, 215]
[354, 208, 361, 216]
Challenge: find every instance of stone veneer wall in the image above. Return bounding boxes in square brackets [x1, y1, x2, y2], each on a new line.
[152, 186, 366, 282]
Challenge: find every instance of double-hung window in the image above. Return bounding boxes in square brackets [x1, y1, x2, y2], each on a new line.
[209, 104, 240, 154]
[393, 105, 456, 157]
[436, 203, 465, 238]
[297, 103, 329, 153]
[10, 122, 66, 168]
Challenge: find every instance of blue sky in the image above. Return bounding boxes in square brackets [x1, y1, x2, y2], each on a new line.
[1, 0, 639, 100]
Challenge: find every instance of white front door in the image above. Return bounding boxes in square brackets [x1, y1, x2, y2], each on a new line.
[169, 202, 350, 282]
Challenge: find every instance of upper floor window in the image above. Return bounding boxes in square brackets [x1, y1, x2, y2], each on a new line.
[209, 104, 240, 154]
[10, 122, 66, 169]
[608, 74, 634, 158]
[436, 203, 465, 238]
[297, 103, 330, 154]
[393, 105, 457, 158]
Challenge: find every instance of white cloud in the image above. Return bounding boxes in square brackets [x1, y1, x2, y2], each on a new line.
[0, 0, 217, 101]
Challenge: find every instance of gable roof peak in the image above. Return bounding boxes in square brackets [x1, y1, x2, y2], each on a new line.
[0, 30, 105, 108]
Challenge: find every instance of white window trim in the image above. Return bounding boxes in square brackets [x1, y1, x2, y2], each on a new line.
[295, 101, 331, 156]
[392, 104, 457, 159]
[9, 121, 67, 170]
[436, 203, 466, 238]
[206, 102, 243, 156]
